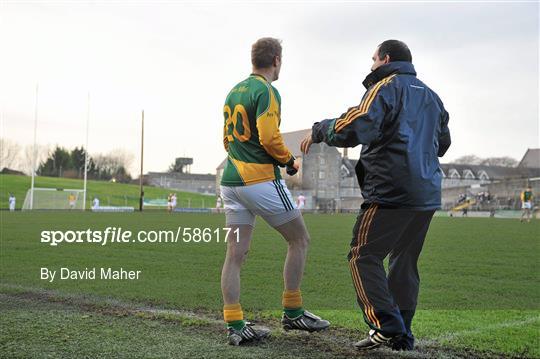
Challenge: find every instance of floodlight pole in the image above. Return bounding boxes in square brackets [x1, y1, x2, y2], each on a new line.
[30, 83, 39, 210]
[139, 110, 144, 211]
[82, 92, 90, 210]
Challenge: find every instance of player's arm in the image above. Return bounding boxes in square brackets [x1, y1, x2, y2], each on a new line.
[311, 78, 396, 148]
[255, 86, 294, 166]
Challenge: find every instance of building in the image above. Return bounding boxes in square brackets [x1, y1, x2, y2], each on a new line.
[440, 151, 540, 210]
[518, 148, 540, 168]
[146, 157, 216, 194]
[440, 163, 540, 189]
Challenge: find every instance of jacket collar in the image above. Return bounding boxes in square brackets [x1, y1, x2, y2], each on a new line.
[362, 61, 416, 89]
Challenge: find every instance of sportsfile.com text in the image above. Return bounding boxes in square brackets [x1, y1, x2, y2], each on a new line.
[40, 227, 239, 246]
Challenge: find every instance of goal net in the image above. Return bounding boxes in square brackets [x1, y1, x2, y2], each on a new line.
[22, 188, 86, 210]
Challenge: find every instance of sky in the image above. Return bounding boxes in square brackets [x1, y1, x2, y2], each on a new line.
[1, 1, 538, 175]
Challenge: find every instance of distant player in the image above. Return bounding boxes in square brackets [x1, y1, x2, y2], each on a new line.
[92, 197, 100, 210]
[68, 193, 76, 210]
[296, 193, 306, 210]
[8, 193, 15, 211]
[220, 37, 329, 346]
[520, 186, 533, 222]
[167, 193, 173, 213]
[216, 195, 223, 213]
[171, 193, 177, 212]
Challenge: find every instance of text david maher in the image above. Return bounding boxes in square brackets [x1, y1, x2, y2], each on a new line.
[41, 267, 141, 282]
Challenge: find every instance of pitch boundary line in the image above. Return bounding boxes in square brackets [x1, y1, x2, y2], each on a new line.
[1, 283, 522, 359]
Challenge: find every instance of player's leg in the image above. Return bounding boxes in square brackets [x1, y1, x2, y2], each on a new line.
[387, 210, 435, 350]
[221, 224, 254, 305]
[272, 215, 330, 331]
[274, 215, 309, 292]
[219, 186, 269, 345]
[246, 180, 329, 332]
[221, 224, 254, 337]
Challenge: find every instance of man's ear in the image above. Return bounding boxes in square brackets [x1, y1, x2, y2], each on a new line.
[384, 54, 390, 64]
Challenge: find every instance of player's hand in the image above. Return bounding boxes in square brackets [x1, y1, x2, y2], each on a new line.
[286, 158, 300, 176]
[300, 132, 313, 154]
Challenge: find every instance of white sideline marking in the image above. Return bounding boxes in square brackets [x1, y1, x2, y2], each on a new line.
[0, 283, 221, 323]
[4, 283, 539, 355]
[435, 315, 540, 342]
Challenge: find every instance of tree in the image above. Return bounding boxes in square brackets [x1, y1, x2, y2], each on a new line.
[71, 147, 86, 176]
[70, 146, 97, 178]
[452, 155, 483, 165]
[480, 157, 518, 167]
[0, 138, 21, 169]
[38, 146, 72, 177]
[92, 150, 134, 182]
[452, 155, 518, 167]
[20, 144, 50, 175]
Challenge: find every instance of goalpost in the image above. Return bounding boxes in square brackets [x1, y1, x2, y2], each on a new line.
[22, 188, 86, 210]
[27, 86, 91, 210]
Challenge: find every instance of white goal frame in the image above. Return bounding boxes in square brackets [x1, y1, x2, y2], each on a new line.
[22, 187, 86, 210]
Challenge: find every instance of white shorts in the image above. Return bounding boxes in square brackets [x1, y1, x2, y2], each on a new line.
[522, 202, 532, 210]
[298, 202, 305, 210]
[220, 179, 300, 228]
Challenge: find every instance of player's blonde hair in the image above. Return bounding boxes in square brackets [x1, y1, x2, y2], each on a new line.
[251, 37, 282, 69]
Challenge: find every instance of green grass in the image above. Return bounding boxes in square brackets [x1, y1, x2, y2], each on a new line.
[0, 174, 215, 209]
[1, 212, 539, 357]
[1, 295, 333, 359]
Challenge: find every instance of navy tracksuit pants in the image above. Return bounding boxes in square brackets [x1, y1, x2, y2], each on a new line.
[347, 202, 435, 340]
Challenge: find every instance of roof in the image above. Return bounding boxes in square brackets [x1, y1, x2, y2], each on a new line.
[518, 148, 540, 168]
[216, 129, 312, 170]
[342, 160, 540, 180]
[440, 163, 540, 180]
[281, 129, 312, 157]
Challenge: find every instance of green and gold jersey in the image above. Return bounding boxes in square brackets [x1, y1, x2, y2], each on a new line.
[522, 190, 533, 202]
[221, 74, 293, 186]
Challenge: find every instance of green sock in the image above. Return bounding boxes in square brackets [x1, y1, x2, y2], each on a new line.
[227, 320, 246, 331]
[284, 307, 304, 319]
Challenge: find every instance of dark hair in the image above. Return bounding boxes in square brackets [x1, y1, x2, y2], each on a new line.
[251, 37, 282, 69]
[377, 40, 412, 63]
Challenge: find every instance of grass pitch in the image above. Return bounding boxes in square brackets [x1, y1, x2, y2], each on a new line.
[1, 212, 539, 358]
[0, 174, 215, 210]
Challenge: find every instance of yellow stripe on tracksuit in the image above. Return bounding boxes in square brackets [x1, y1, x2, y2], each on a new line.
[348, 204, 381, 329]
[335, 75, 396, 133]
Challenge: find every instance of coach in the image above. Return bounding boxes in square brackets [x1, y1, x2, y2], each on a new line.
[301, 40, 451, 351]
